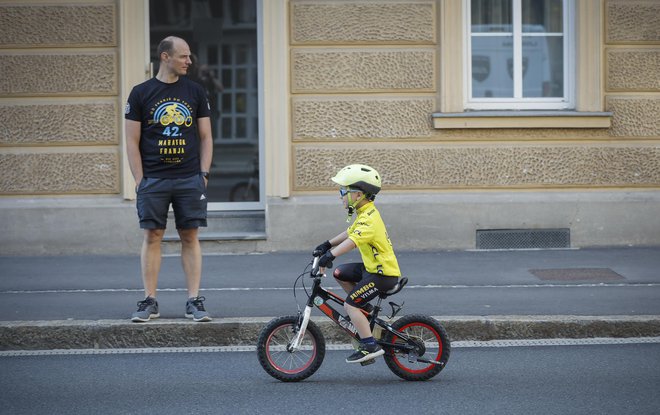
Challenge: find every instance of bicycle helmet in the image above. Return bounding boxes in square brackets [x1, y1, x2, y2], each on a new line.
[331, 164, 381, 196]
[331, 164, 382, 221]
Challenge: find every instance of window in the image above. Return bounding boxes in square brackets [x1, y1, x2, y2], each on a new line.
[465, 0, 573, 110]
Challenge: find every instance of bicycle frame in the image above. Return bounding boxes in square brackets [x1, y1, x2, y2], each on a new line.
[289, 257, 422, 358]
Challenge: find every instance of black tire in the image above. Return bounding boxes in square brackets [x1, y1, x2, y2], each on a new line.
[256, 315, 326, 382]
[383, 314, 451, 381]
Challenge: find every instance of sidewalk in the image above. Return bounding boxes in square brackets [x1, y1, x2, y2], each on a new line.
[1, 247, 659, 350]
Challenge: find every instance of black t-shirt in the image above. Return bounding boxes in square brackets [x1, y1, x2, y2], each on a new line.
[125, 77, 211, 178]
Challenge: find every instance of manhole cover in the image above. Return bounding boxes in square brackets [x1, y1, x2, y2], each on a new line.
[529, 268, 625, 281]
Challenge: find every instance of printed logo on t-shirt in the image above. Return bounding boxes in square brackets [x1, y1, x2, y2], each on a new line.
[149, 99, 195, 164]
[153, 101, 193, 127]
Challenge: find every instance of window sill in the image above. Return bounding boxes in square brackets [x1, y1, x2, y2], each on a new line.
[432, 111, 612, 129]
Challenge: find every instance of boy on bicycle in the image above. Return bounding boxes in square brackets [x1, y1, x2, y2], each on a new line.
[316, 164, 401, 364]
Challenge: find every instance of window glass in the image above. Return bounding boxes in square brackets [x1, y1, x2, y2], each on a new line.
[471, 0, 511, 31]
[471, 36, 514, 97]
[149, 0, 260, 203]
[467, 0, 571, 109]
[522, 36, 563, 97]
[522, 0, 563, 32]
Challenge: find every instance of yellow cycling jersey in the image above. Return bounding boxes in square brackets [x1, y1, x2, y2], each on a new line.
[347, 202, 401, 277]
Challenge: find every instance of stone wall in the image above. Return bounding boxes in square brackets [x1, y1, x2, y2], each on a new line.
[289, 0, 660, 192]
[0, 1, 119, 195]
[605, 0, 660, 148]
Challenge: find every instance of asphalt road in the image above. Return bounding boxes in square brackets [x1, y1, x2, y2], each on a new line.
[1, 342, 659, 415]
[1, 248, 659, 321]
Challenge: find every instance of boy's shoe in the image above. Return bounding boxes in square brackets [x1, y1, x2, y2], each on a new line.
[185, 296, 212, 322]
[131, 297, 159, 322]
[346, 343, 384, 364]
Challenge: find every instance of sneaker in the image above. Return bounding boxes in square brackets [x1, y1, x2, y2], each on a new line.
[346, 342, 384, 364]
[185, 296, 212, 322]
[131, 297, 159, 322]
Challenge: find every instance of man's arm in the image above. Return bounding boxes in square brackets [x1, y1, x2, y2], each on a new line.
[197, 116, 213, 182]
[125, 119, 143, 188]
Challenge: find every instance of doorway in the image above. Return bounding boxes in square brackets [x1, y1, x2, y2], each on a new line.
[149, 0, 262, 208]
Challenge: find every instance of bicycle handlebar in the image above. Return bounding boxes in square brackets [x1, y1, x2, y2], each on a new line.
[310, 255, 325, 278]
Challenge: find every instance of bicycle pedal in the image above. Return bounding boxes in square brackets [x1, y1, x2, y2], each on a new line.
[360, 358, 376, 366]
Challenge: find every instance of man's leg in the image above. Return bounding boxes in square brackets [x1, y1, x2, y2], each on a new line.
[178, 227, 201, 297]
[172, 175, 210, 321]
[141, 228, 165, 298]
[179, 227, 211, 322]
[131, 228, 164, 322]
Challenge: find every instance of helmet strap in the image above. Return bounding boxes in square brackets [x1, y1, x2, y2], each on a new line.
[345, 189, 365, 222]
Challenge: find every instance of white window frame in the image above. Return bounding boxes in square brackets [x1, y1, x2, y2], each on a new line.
[464, 0, 575, 110]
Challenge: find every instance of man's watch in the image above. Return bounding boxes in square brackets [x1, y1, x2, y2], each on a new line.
[201, 171, 210, 180]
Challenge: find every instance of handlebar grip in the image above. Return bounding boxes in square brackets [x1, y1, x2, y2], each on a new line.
[311, 256, 326, 278]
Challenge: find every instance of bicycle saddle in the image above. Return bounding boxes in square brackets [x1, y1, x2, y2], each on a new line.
[379, 277, 408, 299]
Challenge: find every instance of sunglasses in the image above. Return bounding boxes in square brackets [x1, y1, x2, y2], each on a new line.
[339, 187, 359, 197]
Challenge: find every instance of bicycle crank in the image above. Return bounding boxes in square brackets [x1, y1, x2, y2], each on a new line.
[409, 354, 446, 367]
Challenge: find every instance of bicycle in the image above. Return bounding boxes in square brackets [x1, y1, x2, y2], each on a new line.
[229, 155, 259, 201]
[256, 253, 451, 382]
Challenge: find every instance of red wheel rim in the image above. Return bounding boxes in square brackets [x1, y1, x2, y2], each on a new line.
[390, 322, 443, 374]
[266, 324, 317, 374]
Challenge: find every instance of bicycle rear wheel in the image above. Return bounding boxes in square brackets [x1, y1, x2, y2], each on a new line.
[383, 314, 451, 381]
[257, 315, 326, 382]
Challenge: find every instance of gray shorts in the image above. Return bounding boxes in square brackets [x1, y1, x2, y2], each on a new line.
[136, 174, 208, 229]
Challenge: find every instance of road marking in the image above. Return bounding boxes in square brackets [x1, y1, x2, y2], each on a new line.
[2, 283, 659, 295]
[2, 337, 659, 357]
[452, 337, 660, 348]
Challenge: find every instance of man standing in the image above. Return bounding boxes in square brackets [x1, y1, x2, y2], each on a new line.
[125, 36, 213, 322]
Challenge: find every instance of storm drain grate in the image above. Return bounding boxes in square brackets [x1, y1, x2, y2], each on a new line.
[530, 268, 626, 281]
[476, 228, 570, 250]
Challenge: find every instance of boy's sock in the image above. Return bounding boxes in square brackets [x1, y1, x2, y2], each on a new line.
[361, 336, 377, 349]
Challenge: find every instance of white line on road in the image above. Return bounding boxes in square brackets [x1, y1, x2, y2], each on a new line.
[2, 283, 659, 295]
[2, 337, 659, 357]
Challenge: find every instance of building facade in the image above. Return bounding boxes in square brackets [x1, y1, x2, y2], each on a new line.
[1, 0, 659, 255]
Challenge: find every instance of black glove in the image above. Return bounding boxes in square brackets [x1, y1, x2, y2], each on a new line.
[318, 251, 335, 269]
[313, 240, 332, 257]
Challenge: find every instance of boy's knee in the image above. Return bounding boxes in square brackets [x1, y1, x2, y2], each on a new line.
[333, 268, 342, 279]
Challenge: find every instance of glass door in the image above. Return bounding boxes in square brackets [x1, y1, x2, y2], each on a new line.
[149, 0, 262, 208]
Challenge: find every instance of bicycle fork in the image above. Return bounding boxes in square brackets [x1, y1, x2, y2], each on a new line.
[288, 305, 312, 352]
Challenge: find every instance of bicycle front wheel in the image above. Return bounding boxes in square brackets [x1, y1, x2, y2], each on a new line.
[383, 314, 451, 381]
[256, 315, 326, 382]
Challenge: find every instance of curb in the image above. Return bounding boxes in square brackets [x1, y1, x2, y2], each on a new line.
[2, 315, 659, 351]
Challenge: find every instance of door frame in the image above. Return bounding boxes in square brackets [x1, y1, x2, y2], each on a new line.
[119, 0, 274, 210]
